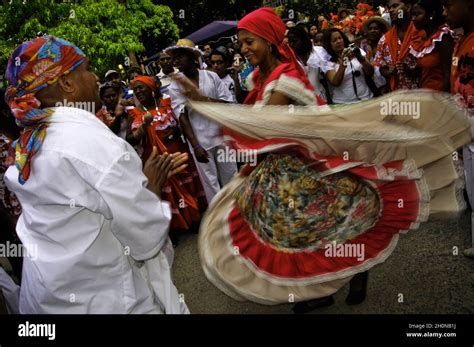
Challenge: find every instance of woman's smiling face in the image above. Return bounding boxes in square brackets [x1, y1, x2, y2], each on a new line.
[238, 30, 270, 66]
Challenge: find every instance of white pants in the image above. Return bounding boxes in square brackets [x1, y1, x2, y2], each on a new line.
[192, 144, 238, 203]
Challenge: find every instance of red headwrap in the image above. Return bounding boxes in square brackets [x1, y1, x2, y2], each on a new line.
[131, 75, 157, 92]
[237, 7, 306, 77]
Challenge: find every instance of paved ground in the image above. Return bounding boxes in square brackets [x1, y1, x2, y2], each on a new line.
[171, 210, 474, 314]
[1, 210, 473, 314]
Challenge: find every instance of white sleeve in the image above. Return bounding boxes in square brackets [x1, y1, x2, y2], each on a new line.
[96, 151, 172, 262]
[321, 61, 339, 74]
[213, 74, 234, 102]
[167, 81, 187, 119]
[373, 66, 387, 88]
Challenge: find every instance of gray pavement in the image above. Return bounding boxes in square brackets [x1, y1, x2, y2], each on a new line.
[172, 210, 474, 314]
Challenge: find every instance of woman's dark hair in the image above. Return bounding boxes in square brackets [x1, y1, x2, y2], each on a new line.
[270, 44, 282, 60]
[415, 0, 445, 28]
[0, 88, 20, 139]
[287, 25, 313, 59]
[322, 28, 350, 62]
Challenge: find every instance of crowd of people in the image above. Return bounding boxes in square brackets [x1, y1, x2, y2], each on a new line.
[0, 0, 473, 314]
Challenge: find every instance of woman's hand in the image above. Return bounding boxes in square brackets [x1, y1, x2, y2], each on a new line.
[194, 146, 209, 163]
[144, 111, 154, 126]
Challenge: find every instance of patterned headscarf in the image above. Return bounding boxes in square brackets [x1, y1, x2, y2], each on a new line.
[5, 36, 86, 184]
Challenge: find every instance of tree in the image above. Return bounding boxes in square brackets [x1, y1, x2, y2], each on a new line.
[0, 0, 179, 79]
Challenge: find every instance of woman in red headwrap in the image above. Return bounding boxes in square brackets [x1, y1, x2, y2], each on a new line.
[192, 7, 470, 314]
[127, 76, 207, 245]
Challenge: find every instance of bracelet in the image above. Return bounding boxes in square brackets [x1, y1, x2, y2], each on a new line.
[193, 144, 202, 150]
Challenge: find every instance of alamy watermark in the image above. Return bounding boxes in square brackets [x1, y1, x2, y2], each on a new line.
[54, 99, 97, 114]
[0, 241, 37, 260]
[18, 321, 55, 341]
[216, 147, 257, 166]
[324, 241, 365, 261]
[380, 99, 420, 119]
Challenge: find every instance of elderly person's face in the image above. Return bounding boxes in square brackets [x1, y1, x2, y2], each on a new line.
[68, 59, 101, 107]
[132, 81, 153, 105]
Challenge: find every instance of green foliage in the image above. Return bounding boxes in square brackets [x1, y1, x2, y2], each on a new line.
[0, 0, 179, 78]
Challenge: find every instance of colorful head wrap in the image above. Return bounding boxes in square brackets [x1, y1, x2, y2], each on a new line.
[131, 75, 158, 92]
[237, 7, 306, 77]
[5, 35, 86, 184]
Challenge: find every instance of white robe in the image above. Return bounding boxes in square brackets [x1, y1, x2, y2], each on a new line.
[5, 107, 188, 314]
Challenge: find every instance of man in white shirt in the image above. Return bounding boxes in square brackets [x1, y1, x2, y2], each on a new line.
[210, 46, 237, 103]
[166, 40, 238, 203]
[3, 36, 189, 314]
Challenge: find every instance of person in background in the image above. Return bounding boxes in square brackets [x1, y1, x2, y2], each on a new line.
[444, 0, 474, 258]
[96, 82, 129, 139]
[166, 39, 237, 203]
[202, 43, 212, 69]
[126, 76, 207, 246]
[409, 0, 454, 92]
[309, 24, 319, 45]
[210, 46, 237, 103]
[359, 17, 390, 63]
[322, 28, 375, 104]
[287, 25, 314, 69]
[127, 66, 142, 83]
[374, 0, 423, 91]
[105, 69, 130, 98]
[313, 32, 324, 46]
[0, 89, 22, 281]
[157, 51, 179, 94]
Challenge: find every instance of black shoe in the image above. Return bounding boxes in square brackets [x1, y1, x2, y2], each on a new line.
[345, 271, 368, 305]
[292, 295, 334, 314]
[169, 232, 179, 248]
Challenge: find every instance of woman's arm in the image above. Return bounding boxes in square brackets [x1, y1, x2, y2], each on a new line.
[356, 51, 374, 77]
[266, 91, 292, 105]
[325, 59, 347, 87]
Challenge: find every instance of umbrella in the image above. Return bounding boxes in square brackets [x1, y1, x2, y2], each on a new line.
[185, 21, 238, 45]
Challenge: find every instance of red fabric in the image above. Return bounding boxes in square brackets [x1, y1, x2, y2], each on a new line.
[243, 63, 324, 105]
[385, 22, 423, 90]
[227, 144, 422, 278]
[128, 98, 207, 231]
[131, 75, 157, 92]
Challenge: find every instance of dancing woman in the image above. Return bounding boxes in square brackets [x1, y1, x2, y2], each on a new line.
[177, 8, 471, 313]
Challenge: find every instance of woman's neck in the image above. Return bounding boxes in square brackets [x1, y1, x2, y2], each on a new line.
[142, 98, 157, 110]
[259, 55, 280, 81]
[423, 24, 436, 39]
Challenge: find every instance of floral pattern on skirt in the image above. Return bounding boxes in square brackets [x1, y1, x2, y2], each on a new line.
[234, 153, 381, 252]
